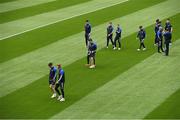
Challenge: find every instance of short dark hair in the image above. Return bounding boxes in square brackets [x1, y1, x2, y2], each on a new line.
[156, 19, 159, 23]
[139, 26, 143, 29]
[48, 62, 53, 66]
[86, 20, 89, 22]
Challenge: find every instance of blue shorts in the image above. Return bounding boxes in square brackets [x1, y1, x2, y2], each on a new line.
[49, 80, 55, 85]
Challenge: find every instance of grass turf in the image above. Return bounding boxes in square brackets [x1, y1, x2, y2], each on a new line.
[51, 39, 180, 119]
[145, 88, 180, 119]
[0, 0, 165, 63]
[0, 0, 90, 23]
[0, 14, 179, 119]
[0, 0, 178, 98]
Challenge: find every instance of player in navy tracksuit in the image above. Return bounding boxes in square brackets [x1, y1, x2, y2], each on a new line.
[154, 19, 160, 45]
[48, 62, 57, 98]
[157, 27, 164, 53]
[113, 24, 122, 50]
[165, 19, 173, 33]
[164, 28, 172, 56]
[137, 26, 146, 51]
[106, 22, 114, 48]
[84, 20, 91, 47]
[55, 64, 65, 101]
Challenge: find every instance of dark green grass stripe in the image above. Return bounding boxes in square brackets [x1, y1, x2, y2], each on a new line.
[0, 0, 165, 63]
[0, 0, 15, 3]
[0, 0, 90, 24]
[145, 88, 180, 119]
[0, 14, 179, 119]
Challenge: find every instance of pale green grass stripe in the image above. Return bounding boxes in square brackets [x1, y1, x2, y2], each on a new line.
[0, 0, 56, 13]
[51, 40, 180, 119]
[0, 0, 179, 98]
[0, 0, 128, 40]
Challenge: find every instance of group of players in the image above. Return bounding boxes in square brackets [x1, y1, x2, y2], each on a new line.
[48, 63, 65, 102]
[84, 18, 173, 65]
[47, 19, 173, 101]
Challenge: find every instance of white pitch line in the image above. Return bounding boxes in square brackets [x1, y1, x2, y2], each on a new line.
[0, 0, 129, 40]
[0, 0, 56, 13]
[0, 0, 179, 98]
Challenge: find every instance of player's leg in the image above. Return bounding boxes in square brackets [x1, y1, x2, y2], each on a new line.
[89, 56, 95, 68]
[142, 41, 146, 50]
[86, 54, 90, 66]
[161, 41, 164, 52]
[49, 81, 56, 98]
[113, 37, 117, 50]
[55, 83, 60, 95]
[59, 82, 65, 101]
[110, 35, 114, 46]
[93, 54, 96, 66]
[107, 36, 109, 48]
[166, 43, 169, 56]
[158, 41, 161, 53]
[118, 38, 121, 50]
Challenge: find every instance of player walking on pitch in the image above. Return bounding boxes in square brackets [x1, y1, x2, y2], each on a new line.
[55, 64, 65, 102]
[106, 22, 114, 48]
[113, 24, 122, 50]
[84, 20, 91, 47]
[137, 26, 146, 51]
[48, 62, 57, 98]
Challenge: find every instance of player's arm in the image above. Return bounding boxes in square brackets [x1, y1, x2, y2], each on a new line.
[53, 68, 57, 81]
[57, 70, 64, 83]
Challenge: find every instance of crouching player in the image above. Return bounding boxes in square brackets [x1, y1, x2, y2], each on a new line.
[48, 62, 57, 98]
[55, 64, 65, 102]
[88, 38, 97, 69]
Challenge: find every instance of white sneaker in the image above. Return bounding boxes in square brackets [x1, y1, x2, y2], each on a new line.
[137, 49, 140, 51]
[51, 93, 56, 98]
[106, 46, 108, 48]
[118, 48, 121, 50]
[89, 65, 95, 69]
[113, 47, 116, 50]
[57, 95, 62, 100]
[143, 48, 146, 51]
[60, 98, 65, 102]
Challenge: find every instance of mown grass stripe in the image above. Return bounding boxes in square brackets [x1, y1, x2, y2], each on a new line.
[0, 0, 128, 40]
[0, 14, 179, 119]
[51, 39, 180, 119]
[0, 0, 90, 24]
[0, 0, 165, 63]
[0, 0, 179, 98]
[145, 88, 180, 119]
[0, 0, 56, 13]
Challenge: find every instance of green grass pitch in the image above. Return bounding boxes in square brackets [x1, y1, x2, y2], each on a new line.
[0, 0, 180, 119]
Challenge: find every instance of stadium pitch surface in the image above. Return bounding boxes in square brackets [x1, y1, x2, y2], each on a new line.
[0, 0, 180, 119]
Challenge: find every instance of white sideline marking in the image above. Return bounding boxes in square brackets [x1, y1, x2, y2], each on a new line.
[0, 0, 129, 40]
[0, 0, 56, 13]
